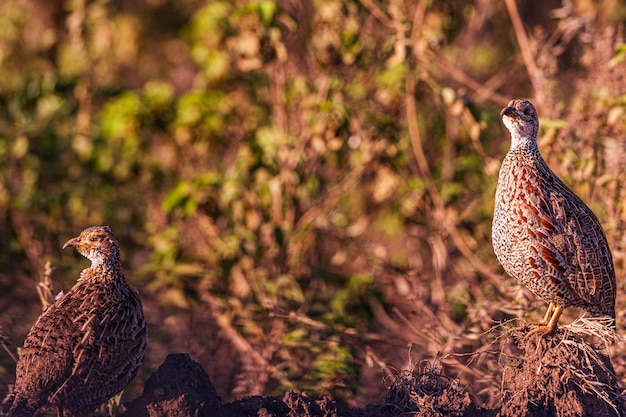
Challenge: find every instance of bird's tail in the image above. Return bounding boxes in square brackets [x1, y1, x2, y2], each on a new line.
[2, 393, 37, 417]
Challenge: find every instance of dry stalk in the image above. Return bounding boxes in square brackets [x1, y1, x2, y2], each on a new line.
[36, 261, 56, 311]
[504, 0, 545, 105]
[562, 315, 620, 347]
[0, 322, 17, 363]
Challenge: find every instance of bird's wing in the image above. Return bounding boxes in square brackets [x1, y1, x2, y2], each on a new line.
[544, 180, 616, 307]
[71, 285, 147, 394]
[14, 300, 75, 402]
[564, 199, 615, 309]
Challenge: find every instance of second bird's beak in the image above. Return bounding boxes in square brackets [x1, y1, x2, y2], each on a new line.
[63, 237, 79, 250]
[500, 106, 515, 117]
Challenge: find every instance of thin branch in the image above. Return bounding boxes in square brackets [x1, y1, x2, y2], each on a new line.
[504, 0, 545, 105]
[0, 322, 17, 363]
[359, 0, 394, 28]
[293, 163, 364, 232]
[404, 0, 441, 204]
[424, 49, 510, 105]
[409, 0, 429, 41]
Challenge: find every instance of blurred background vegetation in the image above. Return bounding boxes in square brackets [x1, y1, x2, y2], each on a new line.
[0, 0, 625, 410]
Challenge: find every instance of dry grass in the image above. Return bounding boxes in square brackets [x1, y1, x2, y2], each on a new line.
[562, 315, 620, 348]
[0, 323, 16, 364]
[370, 358, 472, 417]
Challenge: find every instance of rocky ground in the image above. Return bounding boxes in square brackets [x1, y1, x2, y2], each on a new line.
[112, 325, 625, 417]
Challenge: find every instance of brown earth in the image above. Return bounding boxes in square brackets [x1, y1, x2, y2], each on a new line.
[498, 326, 625, 417]
[113, 326, 624, 417]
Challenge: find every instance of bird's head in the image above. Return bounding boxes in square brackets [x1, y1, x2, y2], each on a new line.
[500, 99, 539, 150]
[63, 226, 120, 268]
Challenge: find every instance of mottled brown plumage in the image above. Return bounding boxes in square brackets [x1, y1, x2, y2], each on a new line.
[492, 99, 616, 335]
[3, 226, 147, 417]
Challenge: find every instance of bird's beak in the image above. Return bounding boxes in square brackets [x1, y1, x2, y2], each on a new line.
[500, 106, 515, 117]
[63, 236, 79, 250]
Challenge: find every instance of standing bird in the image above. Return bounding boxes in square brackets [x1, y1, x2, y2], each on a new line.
[3, 226, 147, 417]
[492, 99, 616, 336]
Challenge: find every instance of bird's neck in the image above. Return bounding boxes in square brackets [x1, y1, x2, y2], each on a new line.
[509, 132, 538, 152]
[500, 137, 544, 174]
[79, 258, 123, 282]
[88, 251, 108, 269]
[84, 246, 121, 269]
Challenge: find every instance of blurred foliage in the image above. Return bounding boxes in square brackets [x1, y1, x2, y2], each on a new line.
[0, 0, 626, 410]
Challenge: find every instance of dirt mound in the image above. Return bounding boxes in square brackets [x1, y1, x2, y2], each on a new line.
[499, 326, 625, 417]
[216, 366, 496, 417]
[119, 353, 492, 417]
[219, 392, 341, 417]
[120, 353, 221, 417]
[116, 327, 625, 417]
[360, 366, 482, 417]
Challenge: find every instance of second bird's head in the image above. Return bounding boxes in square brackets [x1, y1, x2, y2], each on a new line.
[63, 226, 120, 268]
[500, 99, 539, 146]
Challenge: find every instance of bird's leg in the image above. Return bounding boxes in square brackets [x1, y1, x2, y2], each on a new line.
[529, 304, 563, 336]
[56, 407, 64, 417]
[539, 302, 555, 326]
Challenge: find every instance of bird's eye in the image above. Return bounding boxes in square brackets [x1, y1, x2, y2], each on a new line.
[522, 107, 531, 116]
[90, 236, 97, 242]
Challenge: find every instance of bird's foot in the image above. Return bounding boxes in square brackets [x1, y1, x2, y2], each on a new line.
[528, 324, 557, 337]
[528, 303, 562, 337]
[538, 302, 555, 326]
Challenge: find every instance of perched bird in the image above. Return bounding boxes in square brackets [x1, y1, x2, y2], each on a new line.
[3, 226, 147, 417]
[492, 99, 616, 335]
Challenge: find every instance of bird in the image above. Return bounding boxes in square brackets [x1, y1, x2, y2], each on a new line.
[492, 99, 616, 336]
[3, 226, 147, 417]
